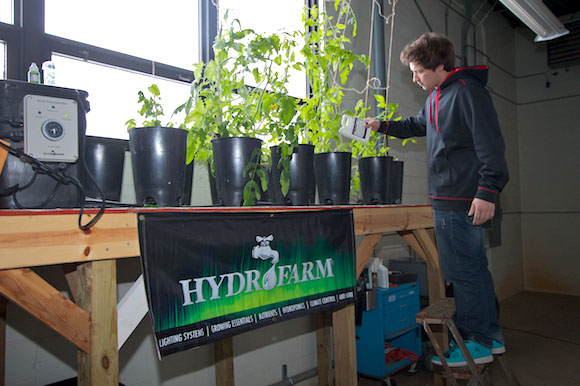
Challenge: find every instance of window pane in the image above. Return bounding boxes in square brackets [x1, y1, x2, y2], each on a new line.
[0, 41, 5, 79]
[218, 0, 306, 98]
[45, 0, 199, 69]
[52, 54, 190, 140]
[0, 0, 12, 24]
[219, 0, 303, 35]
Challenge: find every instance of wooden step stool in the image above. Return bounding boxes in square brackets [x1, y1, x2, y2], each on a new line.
[416, 297, 520, 386]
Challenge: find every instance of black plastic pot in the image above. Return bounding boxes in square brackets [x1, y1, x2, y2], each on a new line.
[212, 136, 263, 206]
[84, 136, 128, 201]
[358, 156, 393, 205]
[314, 152, 352, 205]
[207, 162, 219, 205]
[390, 160, 404, 205]
[269, 144, 315, 205]
[128, 126, 188, 207]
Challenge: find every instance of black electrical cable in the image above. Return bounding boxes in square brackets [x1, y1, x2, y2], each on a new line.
[0, 140, 105, 230]
[78, 154, 106, 231]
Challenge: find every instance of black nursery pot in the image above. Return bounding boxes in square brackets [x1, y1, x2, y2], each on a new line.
[84, 136, 128, 201]
[390, 160, 404, 205]
[358, 156, 393, 205]
[128, 126, 188, 207]
[269, 144, 315, 205]
[314, 152, 352, 205]
[212, 136, 263, 206]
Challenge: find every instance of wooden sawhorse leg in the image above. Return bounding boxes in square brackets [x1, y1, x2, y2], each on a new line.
[66, 261, 119, 385]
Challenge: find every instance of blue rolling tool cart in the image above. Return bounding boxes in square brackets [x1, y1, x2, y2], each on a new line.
[356, 281, 422, 383]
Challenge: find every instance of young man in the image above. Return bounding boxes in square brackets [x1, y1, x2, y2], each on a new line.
[365, 32, 509, 367]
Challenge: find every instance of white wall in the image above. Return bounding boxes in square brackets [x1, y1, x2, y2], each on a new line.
[513, 28, 580, 296]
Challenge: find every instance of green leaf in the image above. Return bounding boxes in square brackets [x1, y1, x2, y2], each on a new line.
[149, 84, 160, 96]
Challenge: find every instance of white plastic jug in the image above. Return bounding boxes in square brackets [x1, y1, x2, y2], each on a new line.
[375, 258, 389, 288]
[340, 114, 371, 143]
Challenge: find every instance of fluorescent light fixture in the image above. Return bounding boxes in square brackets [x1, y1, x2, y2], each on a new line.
[499, 0, 569, 42]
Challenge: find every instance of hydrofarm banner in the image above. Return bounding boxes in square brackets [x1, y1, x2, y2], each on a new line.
[137, 209, 356, 358]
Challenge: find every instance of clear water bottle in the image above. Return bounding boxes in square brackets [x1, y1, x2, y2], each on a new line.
[42, 61, 56, 85]
[27, 62, 41, 84]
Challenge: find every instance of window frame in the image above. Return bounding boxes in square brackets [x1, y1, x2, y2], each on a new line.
[0, 0, 314, 98]
[0, 0, 219, 83]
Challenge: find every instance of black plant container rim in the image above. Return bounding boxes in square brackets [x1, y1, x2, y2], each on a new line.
[129, 126, 187, 132]
[358, 155, 393, 160]
[314, 151, 352, 155]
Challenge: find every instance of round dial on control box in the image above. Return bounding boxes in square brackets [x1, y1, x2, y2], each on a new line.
[41, 120, 65, 141]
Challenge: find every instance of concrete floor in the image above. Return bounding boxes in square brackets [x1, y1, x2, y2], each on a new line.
[358, 291, 580, 386]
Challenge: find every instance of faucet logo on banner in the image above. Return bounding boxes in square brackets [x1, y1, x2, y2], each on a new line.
[252, 235, 279, 290]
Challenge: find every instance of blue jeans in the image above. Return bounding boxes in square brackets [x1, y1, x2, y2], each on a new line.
[433, 209, 503, 348]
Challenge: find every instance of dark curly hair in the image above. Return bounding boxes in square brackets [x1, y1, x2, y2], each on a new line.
[400, 33, 456, 71]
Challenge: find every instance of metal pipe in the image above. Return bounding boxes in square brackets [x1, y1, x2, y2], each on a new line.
[372, 0, 387, 118]
[268, 366, 319, 386]
[413, 0, 434, 32]
[461, 0, 473, 66]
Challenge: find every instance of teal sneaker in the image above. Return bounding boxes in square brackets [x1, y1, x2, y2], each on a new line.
[431, 340, 493, 367]
[491, 339, 506, 355]
[449, 339, 505, 354]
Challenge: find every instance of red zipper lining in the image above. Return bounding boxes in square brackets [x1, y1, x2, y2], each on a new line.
[431, 66, 486, 133]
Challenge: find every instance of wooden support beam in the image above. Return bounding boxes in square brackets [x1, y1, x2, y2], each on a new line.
[413, 229, 445, 301]
[332, 304, 357, 386]
[397, 230, 427, 260]
[215, 337, 234, 386]
[0, 268, 90, 352]
[353, 205, 434, 234]
[356, 233, 383, 278]
[76, 261, 118, 386]
[356, 233, 383, 277]
[0, 212, 139, 269]
[409, 229, 448, 386]
[315, 312, 333, 386]
[0, 140, 8, 176]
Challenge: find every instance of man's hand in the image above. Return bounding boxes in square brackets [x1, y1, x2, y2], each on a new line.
[468, 198, 495, 225]
[364, 118, 381, 131]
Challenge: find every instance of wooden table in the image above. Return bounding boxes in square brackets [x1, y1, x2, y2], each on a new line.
[0, 205, 443, 386]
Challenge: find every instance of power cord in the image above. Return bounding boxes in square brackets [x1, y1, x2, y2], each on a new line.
[0, 140, 105, 230]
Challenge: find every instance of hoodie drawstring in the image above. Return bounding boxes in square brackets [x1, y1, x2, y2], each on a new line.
[429, 91, 433, 126]
[436, 88, 441, 133]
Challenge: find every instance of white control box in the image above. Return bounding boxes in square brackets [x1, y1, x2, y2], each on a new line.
[23, 94, 79, 163]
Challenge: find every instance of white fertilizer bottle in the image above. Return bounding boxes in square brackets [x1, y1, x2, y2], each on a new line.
[339, 114, 371, 143]
[375, 258, 389, 288]
[42, 61, 56, 85]
[27, 62, 41, 84]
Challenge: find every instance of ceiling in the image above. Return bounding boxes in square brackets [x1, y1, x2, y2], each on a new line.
[492, 0, 580, 27]
[540, 0, 580, 18]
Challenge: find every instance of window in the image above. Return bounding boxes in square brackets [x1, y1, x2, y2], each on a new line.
[42, 0, 198, 139]
[218, 0, 306, 98]
[218, 0, 304, 36]
[0, 0, 311, 138]
[45, 0, 199, 69]
[0, 41, 5, 79]
[0, 0, 12, 25]
[52, 54, 190, 140]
